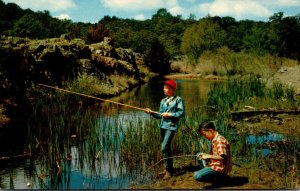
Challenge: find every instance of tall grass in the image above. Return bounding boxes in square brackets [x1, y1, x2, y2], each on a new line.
[66, 73, 139, 98]
[207, 74, 299, 113]
[203, 75, 299, 188]
[171, 51, 298, 78]
[25, 75, 299, 189]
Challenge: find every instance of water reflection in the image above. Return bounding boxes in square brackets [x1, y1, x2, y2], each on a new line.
[246, 132, 285, 145]
[246, 132, 286, 157]
[5, 78, 293, 189]
[107, 78, 220, 116]
[1, 78, 220, 189]
[52, 146, 131, 189]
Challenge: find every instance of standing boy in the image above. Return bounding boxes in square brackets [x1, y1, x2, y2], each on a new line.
[145, 79, 185, 180]
[194, 121, 232, 182]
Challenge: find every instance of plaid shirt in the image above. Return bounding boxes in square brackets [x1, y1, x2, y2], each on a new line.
[208, 132, 232, 173]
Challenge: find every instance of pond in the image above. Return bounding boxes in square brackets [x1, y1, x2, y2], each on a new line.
[0, 77, 296, 189]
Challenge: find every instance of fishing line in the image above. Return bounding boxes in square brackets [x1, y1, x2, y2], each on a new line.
[38, 84, 243, 175]
[137, 154, 242, 182]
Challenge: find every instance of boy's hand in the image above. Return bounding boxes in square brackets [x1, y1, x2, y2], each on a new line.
[199, 153, 210, 159]
[144, 108, 154, 114]
[161, 112, 170, 118]
[196, 152, 203, 159]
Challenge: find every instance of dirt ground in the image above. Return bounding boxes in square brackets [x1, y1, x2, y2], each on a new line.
[131, 65, 300, 190]
[266, 65, 300, 96]
[130, 113, 300, 189]
[130, 152, 299, 189]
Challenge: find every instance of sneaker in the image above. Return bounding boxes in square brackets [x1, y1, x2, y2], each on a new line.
[162, 172, 172, 180]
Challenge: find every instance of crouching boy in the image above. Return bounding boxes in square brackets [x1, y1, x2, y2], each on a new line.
[194, 121, 232, 182]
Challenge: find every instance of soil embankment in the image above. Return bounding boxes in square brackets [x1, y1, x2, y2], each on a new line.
[132, 65, 300, 189]
[267, 65, 300, 95]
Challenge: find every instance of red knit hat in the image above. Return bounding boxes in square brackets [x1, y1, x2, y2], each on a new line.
[164, 79, 177, 90]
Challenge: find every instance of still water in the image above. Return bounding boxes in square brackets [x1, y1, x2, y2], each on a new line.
[0, 78, 218, 189]
[2, 78, 293, 189]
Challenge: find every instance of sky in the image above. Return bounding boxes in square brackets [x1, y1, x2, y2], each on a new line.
[3, 0, 300, 23]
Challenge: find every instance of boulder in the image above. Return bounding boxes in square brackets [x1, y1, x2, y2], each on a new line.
[1, 36, 142, 88]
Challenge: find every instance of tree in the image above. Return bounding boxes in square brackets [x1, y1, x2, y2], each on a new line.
[280, 16, 300, 60]
[150, 8, 188, 58]
[151, 8, 173, 21]
[187, 14, 196, 22]
[181, 18, 226, 63]
[267, 12, 285, 56]
[242, 22, 268, 54]
[144, 38, 171, 74]
[86, 23, 110, 43]
[2, 2, 24, 20]
[0, 1, 28, 34]
[12, 13, 45, 38]
[268, 12, 300, 60]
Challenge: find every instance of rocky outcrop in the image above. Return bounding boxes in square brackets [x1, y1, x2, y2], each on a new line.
[89, 37, 138, 75]
[0, 36, 147, 123]
[0, 36, 144, 94]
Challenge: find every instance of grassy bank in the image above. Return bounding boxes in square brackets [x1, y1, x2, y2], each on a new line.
[131, 74, 299, 189]
[171, 52, 298, 78]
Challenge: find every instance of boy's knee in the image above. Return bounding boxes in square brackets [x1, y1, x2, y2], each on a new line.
[193, 171, 202, 181]
[161, 145, 166, 153]
[161, 144, 170, 153]
[193, 172, 198, 180]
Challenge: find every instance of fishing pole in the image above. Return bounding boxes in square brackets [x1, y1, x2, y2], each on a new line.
[0, 152, 31, 160]
[38, 84, 243, 175]
[37, 83, 161, 114]
[139, 154, 242, 179]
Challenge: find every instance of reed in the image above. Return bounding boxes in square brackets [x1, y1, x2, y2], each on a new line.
[172, 52, 298, 78]
[23, 76, 299, 189]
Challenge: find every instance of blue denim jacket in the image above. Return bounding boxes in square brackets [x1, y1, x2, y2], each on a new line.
[151, 95, 185, 132]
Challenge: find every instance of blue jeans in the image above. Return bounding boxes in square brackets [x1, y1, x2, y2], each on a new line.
[160, 128, 175, 173]
[194, 153, 220, 182]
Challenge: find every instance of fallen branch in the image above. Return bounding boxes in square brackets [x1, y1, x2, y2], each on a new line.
[0, 152, 31, 160]
[231, 109, 300, 120]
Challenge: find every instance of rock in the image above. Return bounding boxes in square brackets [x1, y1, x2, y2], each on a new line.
[1, 36, 143, 86]
[244, 106, 255, 110]
[0, 36, 146, 124]
[277, 67, 288, 73]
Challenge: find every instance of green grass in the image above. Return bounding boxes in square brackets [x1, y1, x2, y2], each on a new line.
[171, 52, 298, 78]
[25, 76, 299, 189]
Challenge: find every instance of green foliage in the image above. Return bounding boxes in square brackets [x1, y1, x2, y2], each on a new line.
[243, 22, 270, 54]
[0, 0, 300, 64]
[285, 86, 295, 101]
[273, 82, 285, 99]
[66, 73, 118, 97]
[216, 46, 235, 75]
[100, 8, 188, 59]
[269, 12, 300, 60]
[272, 82, 295, 101]
[207, 75, 266, 111]
[0, 1, 28, 35]
[181, 18, 226, 63]
[12, 13, 46, 38]
[143, 38, 171, 74]
[207, 75, 298, 113]
[112, 29, 157, 53]
[0, 1, 78, 39]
